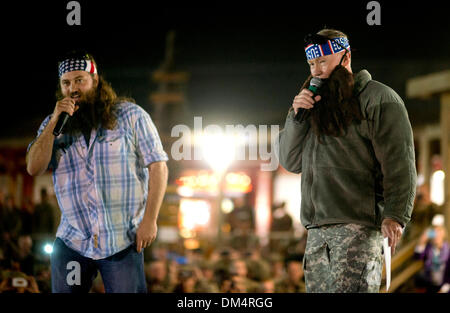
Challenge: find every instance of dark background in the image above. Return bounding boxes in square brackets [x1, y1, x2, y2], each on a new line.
[2, 0, 449, 138]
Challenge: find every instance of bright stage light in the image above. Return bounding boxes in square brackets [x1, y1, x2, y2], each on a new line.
[179, 199, 211, 230]
[198, 131, 236, 174]
[430, 170, 445, 206]
[43, 243, 53, 254]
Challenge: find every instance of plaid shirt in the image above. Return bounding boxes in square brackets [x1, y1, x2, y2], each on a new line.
[28, 102, 168, 259]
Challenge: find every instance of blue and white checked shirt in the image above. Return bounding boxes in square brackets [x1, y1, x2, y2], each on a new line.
[28, 102, 168, 259]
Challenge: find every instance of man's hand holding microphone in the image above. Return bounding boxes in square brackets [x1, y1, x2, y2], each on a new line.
[293, 77, 322, 122]
[52, 97, 80, 136]
[26, 97, 79, 176]
[293, 89, 321, 113]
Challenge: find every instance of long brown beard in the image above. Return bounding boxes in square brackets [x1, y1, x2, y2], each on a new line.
[63, 88, 99, 135]
[301, 65, 364, 140]
[56, 79, 118, 136]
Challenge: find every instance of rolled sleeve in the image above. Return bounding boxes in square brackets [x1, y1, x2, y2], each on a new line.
[134, 112, 169, 167]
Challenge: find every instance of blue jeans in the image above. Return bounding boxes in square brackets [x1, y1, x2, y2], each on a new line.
[51, 238, 147, 293]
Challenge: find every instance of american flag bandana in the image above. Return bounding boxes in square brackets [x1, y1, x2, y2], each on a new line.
[305, 37, 350, 61]
[58, 58, 97, 77]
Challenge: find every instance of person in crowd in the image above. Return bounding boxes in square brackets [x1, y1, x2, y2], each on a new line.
[269, 253, 286, 282]
[196, 260, 219, 292]
[228, 197, 258, 252]
[32, 188, 56, 238]
[271, 202, 293, 233]
[145, 259, 174, 293]
[11, 234, 36, 276]
[0, 262, 39, 293]
[19, 197, 34, 235]
[228, 259, 260, 292]
[212, 248, 238, 276]
[405, 183, 442, 241]
[414, 214, 450, 293]
[1, 194, 22, 247]
[35, 264, 52, 293]
[172, 265, 198, 293]
[228, 197, 255, 233]
[275, 257, 306, 293]
[217, 270, 247, 293]
[258, 279, 276, 293]
[244, 248, 271, 283]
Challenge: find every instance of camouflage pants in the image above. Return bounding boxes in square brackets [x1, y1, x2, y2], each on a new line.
[303, 223, 383, 293]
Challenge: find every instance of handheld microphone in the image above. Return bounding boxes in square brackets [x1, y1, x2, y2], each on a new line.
[294, 77, 323, 122]
[53, 112, 70, 136]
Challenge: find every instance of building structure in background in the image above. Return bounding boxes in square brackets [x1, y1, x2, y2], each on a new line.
[407, 70, 450, 236]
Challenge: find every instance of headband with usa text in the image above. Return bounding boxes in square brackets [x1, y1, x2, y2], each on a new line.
[58, 57, 97, 77]
[305, 37, 350, 61]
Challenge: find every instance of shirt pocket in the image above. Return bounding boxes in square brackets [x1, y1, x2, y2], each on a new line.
[100, 129, 126, 156]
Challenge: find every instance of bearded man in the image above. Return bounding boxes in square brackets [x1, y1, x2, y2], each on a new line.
[279, 29, 417, 292]
[26, 51, 168, 293]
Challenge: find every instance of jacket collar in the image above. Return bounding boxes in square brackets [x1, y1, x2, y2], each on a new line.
[353, 69, 372, 96]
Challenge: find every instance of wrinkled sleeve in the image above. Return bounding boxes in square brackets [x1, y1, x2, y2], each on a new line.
[133, 110, 169, 167]
[369, 100, 417, 227]
[278, 109, 311, 174]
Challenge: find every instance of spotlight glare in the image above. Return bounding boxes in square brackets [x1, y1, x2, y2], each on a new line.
[43, 243, 53, 254]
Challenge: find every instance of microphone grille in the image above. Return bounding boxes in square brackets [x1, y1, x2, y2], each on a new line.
[310, 77, 323, 88]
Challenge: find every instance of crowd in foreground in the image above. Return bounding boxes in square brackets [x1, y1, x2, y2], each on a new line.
[0, 186, 449, 293]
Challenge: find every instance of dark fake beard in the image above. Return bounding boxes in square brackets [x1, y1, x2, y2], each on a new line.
[62, 87, 103, 136]
[301, 65, 364, 139]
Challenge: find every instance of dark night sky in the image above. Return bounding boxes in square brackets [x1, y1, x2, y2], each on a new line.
[2, 1, 450, 138]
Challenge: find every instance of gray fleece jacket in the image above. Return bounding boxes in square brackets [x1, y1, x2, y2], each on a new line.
[278, 69, 417, 229]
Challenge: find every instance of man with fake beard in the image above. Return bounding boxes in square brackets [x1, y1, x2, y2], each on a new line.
[279, 29, 416, 292]
[26, 52, 169, 293]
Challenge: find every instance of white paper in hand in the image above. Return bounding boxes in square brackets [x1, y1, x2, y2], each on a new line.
[383, 237, 391, 292]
